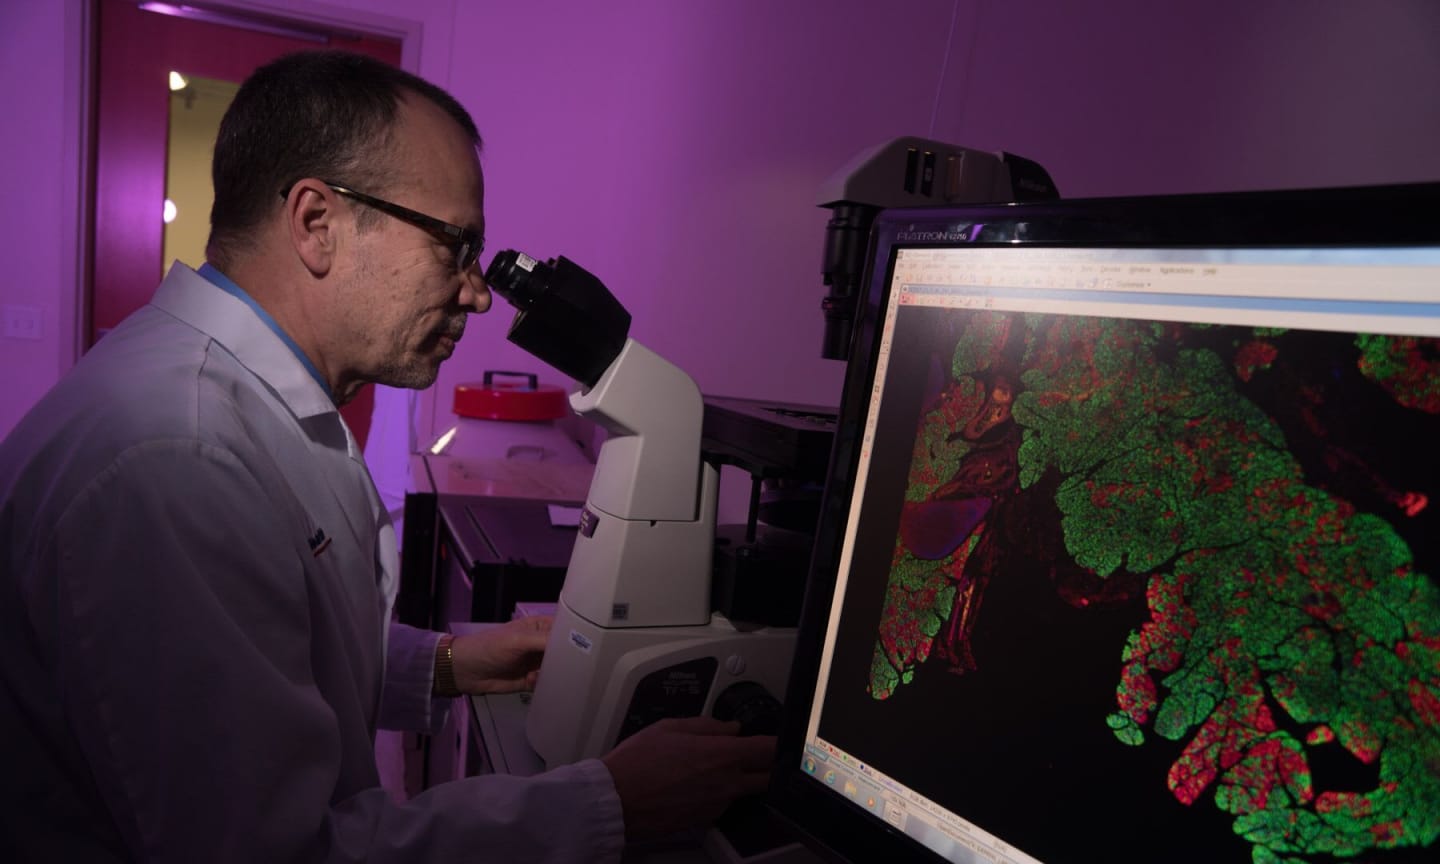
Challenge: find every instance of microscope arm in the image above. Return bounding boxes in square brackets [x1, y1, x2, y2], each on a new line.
[484, 251, 719, 630]
[572, 339, 703, 522]
[560, 337, 718, 628]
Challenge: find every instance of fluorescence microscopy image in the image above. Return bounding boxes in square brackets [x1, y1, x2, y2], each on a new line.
[866, 310, 1439, 864]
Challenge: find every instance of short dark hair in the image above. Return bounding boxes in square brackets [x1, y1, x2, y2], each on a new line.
[207, 50, 481, 268]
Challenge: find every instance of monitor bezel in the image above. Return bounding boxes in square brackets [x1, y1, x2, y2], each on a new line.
[767, 182, 1440, 864]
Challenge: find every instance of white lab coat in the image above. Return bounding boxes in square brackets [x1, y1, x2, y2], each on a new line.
[0, 263, 624, 863]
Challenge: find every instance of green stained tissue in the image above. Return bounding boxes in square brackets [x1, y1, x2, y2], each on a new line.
[870, 313, 1007, 699]
[870, 547, 957, 700]
[1011, 317, 1440, 862]
[1354, 332, 1440, 413]
[1107, 712, 1145, 746]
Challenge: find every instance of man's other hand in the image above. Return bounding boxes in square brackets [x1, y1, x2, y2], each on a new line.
[451, 615, 553, 694]
[601, 716, 777, 842]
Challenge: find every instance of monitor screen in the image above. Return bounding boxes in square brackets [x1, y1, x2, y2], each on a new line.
[770, 184, 1440, 864]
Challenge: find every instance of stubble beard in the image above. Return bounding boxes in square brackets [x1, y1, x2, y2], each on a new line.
[377, 321, 463, 390]
[376, 353, 442, 390]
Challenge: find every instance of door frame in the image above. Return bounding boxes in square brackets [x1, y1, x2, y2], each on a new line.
[58, 0, 94, 378]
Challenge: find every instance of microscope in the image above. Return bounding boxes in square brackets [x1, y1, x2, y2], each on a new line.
[483, 138, 1057, 769]
[484, 251, 795, 768]
[817, 136, 1057, 359]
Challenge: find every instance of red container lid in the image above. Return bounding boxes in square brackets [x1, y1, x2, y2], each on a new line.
[453, 371, 568, 421]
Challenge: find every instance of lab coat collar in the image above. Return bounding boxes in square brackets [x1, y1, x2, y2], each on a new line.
[198, 262, 335, 402]
[150, 262, 338, 422]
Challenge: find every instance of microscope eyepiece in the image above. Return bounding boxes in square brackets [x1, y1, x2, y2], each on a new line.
[483, 249, 632, 388]
[484, 249, 548, 309]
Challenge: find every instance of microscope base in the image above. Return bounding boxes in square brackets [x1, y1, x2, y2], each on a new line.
[526, 602, 794, 768]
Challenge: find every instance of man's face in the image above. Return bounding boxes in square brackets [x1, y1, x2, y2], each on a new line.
[339, 95, 490, 391]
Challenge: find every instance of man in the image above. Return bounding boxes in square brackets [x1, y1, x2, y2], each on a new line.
[0, 51, 773, 862]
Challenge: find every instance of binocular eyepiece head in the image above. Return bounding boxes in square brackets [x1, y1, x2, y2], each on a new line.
[482, 249, 632, 388]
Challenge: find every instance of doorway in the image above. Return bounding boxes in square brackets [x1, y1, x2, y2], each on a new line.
[91, 0, 404, 447]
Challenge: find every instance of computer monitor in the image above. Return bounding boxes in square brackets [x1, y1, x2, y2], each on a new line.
[770, 183, 1440, 864]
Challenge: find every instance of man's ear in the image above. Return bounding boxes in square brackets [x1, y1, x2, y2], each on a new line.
[285, 179, 339, 277]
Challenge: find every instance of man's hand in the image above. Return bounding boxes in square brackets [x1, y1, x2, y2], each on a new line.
[601, 716, 777, 842]
[450, 615, 553, 695]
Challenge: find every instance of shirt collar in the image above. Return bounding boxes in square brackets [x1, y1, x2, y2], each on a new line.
[149, 262, 338, 420]
[198, 263, 335, 402]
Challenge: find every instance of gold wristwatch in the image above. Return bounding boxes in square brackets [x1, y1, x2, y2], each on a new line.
[433, 633, 460, 697]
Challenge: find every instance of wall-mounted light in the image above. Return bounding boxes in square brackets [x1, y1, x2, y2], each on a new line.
[163, 199, 178, 224]
[168, 71, 188, 91]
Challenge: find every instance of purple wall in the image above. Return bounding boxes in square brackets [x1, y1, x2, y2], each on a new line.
[0, 1, 81, 436]
[927, 0, 1440, 197]
[4, 0, 1440, 443]
[437, 0, 962, 428]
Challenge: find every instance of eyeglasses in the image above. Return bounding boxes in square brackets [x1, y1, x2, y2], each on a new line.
[281, 182, 484, 272]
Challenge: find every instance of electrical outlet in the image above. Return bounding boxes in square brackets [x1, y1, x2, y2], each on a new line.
[2, 305, 43, 341]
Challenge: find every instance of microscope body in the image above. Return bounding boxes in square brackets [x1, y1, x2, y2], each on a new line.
[817, 137, 1057, 359]
[508, 330, 792, 768]
[527, 609, 794, 767]
[558, 339, 715, 630]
